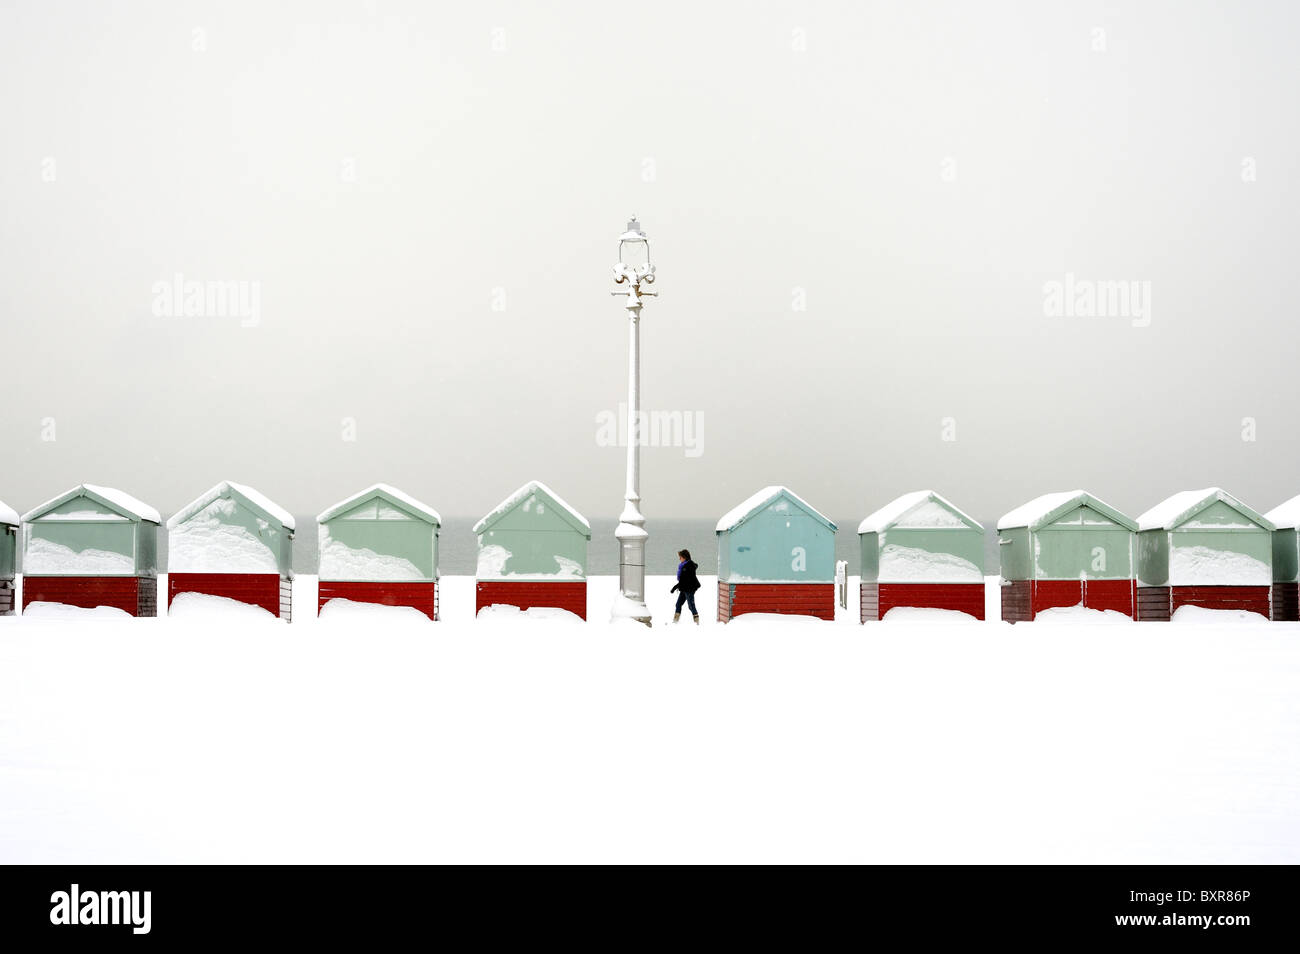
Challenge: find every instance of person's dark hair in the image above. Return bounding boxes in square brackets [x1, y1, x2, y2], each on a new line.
[678, 549, 691, 561]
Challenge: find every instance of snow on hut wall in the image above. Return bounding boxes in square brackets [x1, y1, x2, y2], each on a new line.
[1135, 489, 1273, 587]
[21, 484, 159, 577]
[474, 481, 590, 581]
[859, 490, 983, 583]
[716, 486, 836, 583]
[317, 484, 440, 582]
[167, 481, 294, 576]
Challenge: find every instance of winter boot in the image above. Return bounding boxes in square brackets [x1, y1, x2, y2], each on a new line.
[693, 615, 700, 625]
[673, 613, 680, 623]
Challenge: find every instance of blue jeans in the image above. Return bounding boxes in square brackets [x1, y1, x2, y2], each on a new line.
[675, 590, 697, 616]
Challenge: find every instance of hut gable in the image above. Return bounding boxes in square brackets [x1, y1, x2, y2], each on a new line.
[20, 485, 159, 579]
[473, 481, 591, 538]
[168, 481, 294, 575]
[318, 483, 440, 526]
[24, 484, 160, 524]
[858, 490, 980, 534]
[474, 482, 590, 583]
[317, 484, 439, 583]
[1136, 488, 1273, 590]
[168, 480, 294, 532]
[1137, 488, 1273, 532]
[998, 490, 1136, 532]
[859, 491, 984, 587]
[716, 486, 837, 534]
[716, 486, 837, 587]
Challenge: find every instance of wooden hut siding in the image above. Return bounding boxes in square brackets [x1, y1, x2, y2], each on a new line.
[473, 481, 591, 619]
[717, 582, 833, 622]
[168, 572, 285, 618]
[20, 485, 160, 617]
[1271, 583, 1298, 622]
[1135, 490, 1274, 621]
[316, 485, 440, 620]
[716, 487, 837, 622]
[319, 580, 438, 621]
[861, 582, 986, 622]
[24, 576, 157, 616]
[1266, 495, 1300, 622]
[475, 580, 586, 619]
[1001, 579, 1136, 623]
[167, 481, 295, 621]
[858, 491, 985, 622]
[997, 491, 1137, 622]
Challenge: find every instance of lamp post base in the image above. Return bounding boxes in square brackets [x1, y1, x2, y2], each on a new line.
[613, 521, 651, 626]
[611, 593, 652, 627]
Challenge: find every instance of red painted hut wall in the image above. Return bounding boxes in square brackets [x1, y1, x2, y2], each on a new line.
[319, 580, 438, 621]
[475, 580, 586, 620]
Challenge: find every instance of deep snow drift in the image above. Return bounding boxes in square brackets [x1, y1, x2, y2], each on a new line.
[1, 574, 1298, 864]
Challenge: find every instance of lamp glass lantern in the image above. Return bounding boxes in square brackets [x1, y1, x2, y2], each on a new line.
[618, 217, 652, 274]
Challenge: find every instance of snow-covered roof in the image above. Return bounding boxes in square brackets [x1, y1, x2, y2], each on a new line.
[167, 481, 295, 531]
[857, 490, 982, 534]
[22, 484, 161, 524]
[1137, 488, 1273, 532]
[317, 483, 441, 525]
[716, 485, 837, 533]
[1265, 494, 1300, 530]
[997, 490, 1135, 532]
[473, 480, 590, 535]
[0, 499, 18, 526]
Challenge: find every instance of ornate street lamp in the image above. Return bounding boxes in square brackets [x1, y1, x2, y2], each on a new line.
[611, 216, 656, 625]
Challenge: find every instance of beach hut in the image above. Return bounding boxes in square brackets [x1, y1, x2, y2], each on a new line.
[997, 490, 1136, 622]
[858, 490, 985, 622]
[317, 484, 441, 620]
[1135, 488, 1274, 621]
[0, 500, 18, 615]
[474, 481, 591, 619]
[1266, 495, 1300, 621]
[716, 486, 837, 622]
[20, 484, 160, 616]
[167, 481, 295, 620]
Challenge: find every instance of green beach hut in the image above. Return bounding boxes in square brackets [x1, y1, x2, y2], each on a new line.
[167, 480, 295, 620]
[1135, 488, 1274, 621]
[858, 490, 985, 622]
[997, 489, 1136, 621]
[474, 480, 591, 619]
[715, 486, 837, 622]
[317, 484, 441, 620]
[20, 484, 160, 616]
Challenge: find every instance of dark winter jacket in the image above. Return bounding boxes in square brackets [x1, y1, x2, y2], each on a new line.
[671, 560, 701, 594]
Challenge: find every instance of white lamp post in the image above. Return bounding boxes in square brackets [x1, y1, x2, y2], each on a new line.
[611, 216, 656, 626]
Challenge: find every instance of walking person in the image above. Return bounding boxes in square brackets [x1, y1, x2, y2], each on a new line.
[671, 549, 701, 624]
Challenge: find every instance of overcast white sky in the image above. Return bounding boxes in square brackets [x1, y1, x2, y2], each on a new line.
[2, 1, 1298, 523]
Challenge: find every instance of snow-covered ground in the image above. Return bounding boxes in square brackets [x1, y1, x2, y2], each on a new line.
[1, 574, 1298, 863]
